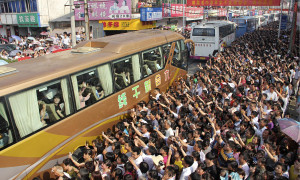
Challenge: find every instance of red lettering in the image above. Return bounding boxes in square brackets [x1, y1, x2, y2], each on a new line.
[108, 22, 113, 27]
[114, 22, 119, 27]
[102, 22, 106, 27]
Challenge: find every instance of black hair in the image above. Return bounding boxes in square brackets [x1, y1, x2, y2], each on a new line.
[140, 162, 149, 173]
[125, 162, 134, 172]
[105, 152, 115, 162]
[184, 156, 194, 167]
[132, 146, 141, 155]
[119, 153, 128, 163]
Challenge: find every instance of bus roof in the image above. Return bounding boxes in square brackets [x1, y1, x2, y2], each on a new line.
[193, 21, 234, 28]
[233, 16, 257, 20]
[0, 30, 184, 96]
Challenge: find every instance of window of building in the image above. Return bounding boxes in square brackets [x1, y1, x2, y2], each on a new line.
[8, 78, 74, 138]
[141, 47, 163, 77]
[0, 99, 14, 149]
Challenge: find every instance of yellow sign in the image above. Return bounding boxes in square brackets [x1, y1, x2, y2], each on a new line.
[99, 19, 156, 31]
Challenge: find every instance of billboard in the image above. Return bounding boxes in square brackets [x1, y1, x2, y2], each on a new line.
[74, 1, 131, 20]
[187, 0, 281, 7]
[140, 8, 163, 21]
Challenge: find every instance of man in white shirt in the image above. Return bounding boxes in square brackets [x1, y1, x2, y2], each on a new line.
[266, 86, 278, 101]
[180, 156, 194, 180]
[164, 120, 174, 138]
[62, 33, 70, 49]
[153, 88, 161, 101]
[132, 146, 143, 166]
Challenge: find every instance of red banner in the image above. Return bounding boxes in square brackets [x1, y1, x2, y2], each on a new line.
[187, 0, 281, 7]
[162, 3, 203, 18]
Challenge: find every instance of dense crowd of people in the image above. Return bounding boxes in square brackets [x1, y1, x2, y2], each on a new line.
[36, 22, 300, 180]
[0, 31, 87, 62]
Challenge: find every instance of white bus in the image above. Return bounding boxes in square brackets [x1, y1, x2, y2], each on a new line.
[190, 21, 236, 60]
[255, 15, 266, 27]
[263, 14, 274, 24]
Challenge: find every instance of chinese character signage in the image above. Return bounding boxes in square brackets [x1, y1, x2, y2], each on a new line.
[218, 9, 227, 17]
[187, 0, 280, 6]
[75, 0, 131, 20]
[162, 4, 203, 19]
[140, 8, 162, 21]
[17, 13, 40, 27]
[99, 19, 155, 30]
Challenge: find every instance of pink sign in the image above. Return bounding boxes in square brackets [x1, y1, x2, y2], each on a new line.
[74, 1, 131, 20]
[162, 4, 203, 18]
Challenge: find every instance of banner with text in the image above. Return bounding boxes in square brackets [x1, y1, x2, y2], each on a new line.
[187, 0, 280, 7]
[75, 1, 131, 20]
[162, 4, 203, 19]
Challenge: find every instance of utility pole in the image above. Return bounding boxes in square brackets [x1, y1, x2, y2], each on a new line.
[84, 0, 90, 40]
[182, 0, 185, 34]
[70, 0, 76, 47]
[278, 0, 283, 38]
[288, 0, 297, 53]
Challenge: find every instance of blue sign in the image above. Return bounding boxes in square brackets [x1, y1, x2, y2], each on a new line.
[280, 15, 288, 30]
[229, 12, 232, 21]
[140, 8, 163, 21]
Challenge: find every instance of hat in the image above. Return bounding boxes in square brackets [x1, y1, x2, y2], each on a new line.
[152, 155, 165, 169]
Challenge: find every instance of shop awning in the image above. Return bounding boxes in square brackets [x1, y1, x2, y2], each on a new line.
[50, 13, 71, 22]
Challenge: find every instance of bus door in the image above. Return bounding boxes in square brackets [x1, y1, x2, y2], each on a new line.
[234, 19, 246, 38]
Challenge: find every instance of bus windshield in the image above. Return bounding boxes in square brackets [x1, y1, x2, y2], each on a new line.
[192, 28, 215, 37]
[234, 19, 246, 26]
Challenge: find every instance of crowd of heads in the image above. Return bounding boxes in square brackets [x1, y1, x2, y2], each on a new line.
[32, 22, 300, 180]
[0, 31, 87, 61]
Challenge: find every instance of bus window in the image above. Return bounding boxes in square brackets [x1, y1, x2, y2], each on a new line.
[192, 28, 215, 36]
[71, 68, 104, 110]
[113, 58, 134, 91]
[180, 40, 187, 70]
[97, 63, 113, 96]
[9, 78, 74, 137]
[141, 47, 163, 77]
[0, 99, 13, 148]
[172, 41, 184, 69]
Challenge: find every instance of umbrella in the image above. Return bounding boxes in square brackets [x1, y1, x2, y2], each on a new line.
[278, 118, 300, 143]
[0, 38, 8, 43]
[12, 35, 21, 41]
[33, 41, 41, 45]
[40, 32, 48, 36]
[0, 60, 8, 66]
[46, 38, 53, 42]
[9, 50, 22, 57]
[49, 45, 61, 51]
[24, 49, 34, 54]
[27, 37, 35, 41]
[35, 47, 45, 51]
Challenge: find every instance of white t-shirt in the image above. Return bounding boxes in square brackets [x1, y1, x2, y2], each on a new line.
[63, 37, 70, 46]
[190, 161, 198, 173]
[241, 163, 250, 179]
[143, 132, 150, 139]
[134, 155, 144, 166]
[180, 167, 192, 180]
[165, 128, 174, 138]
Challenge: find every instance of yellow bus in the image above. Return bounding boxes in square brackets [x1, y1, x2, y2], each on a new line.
[0, 29, 187, 179]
